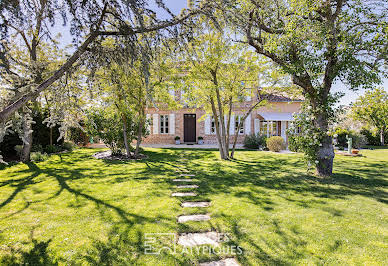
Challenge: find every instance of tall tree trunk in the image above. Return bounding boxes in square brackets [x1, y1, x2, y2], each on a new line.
[380, 129, 385, 146]
[122, 114, 131, 157]
[21, 113, 32, 162]
[215, 87, 229, 159]
[210, 97, 227, 159]
[315, 114, 335, 177]
[135, 119, 144, 158]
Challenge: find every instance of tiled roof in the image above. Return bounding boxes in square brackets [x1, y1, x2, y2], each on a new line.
[257, 89, 304, 102]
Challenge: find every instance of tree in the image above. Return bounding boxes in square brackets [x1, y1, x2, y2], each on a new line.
[0, 0, 209, 123]
[181, 16, 287, 159]
[352, 88, 388, 145]
[217, 0, 387, 176]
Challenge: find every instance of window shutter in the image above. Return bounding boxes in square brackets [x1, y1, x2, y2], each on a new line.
[229, 114, 235, 135]
[205, 115, 211, 135]
[153, 114, 158, 134]
[169, 113, 175, 135]
[146, 114, 151, 132]
[245, 114, 251, 134]
[254, 119, 260, 134]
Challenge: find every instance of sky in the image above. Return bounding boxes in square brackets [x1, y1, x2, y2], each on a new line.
[53, 0, 387, 106]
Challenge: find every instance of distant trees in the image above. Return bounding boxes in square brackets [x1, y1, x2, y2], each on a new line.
[352, 88, 388, 145]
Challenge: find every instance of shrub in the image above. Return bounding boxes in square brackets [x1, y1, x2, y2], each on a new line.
[266, 136, 285, 152]
[333, 127, 368, 149]
[352, 133, 367, 149]
[62, 141, 74, 151]
[360, 128, 387, 146]
[288, 136, 302, 152]
[30, 152, 48, 162]
[174, 136, 180, 140]
[333, 127, 350, 148]
[31, 144, 43, 153]
[198, 136, 203, 140]
[45, 145, 63, 154]
[243, 133, 266, 149]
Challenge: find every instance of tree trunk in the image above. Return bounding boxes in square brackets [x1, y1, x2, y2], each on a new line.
[122, 114, 131, 157]
[210, 97, 227, 159]
[315, 114, 335, 177]
[135, 118, 144, 158]
[21, 114, 32, 162]
[380, 129, 385, 146]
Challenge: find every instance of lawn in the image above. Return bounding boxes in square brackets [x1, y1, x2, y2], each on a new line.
[0, 148, 387, 265]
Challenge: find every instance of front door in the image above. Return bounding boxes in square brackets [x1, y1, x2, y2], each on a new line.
[184, 114, 196, 143]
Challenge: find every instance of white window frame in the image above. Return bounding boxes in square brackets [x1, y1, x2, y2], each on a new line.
[160, 115, 169, 134]
[235, 115, 244, 134]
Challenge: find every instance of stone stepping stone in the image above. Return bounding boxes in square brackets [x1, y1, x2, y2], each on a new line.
[182, 201, 211, 208]
[179, 174, 195, 177]
[173, 179, 199, 182]
[178, 214, 210, 223]
[178, 232, 220, 247]
[177, 185, 199, 189]
[172, 192, 197, 197]
[200, 258, 240, 266]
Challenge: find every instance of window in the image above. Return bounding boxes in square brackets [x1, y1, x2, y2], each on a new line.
[160, 115, 169, 134]
[260, 121, 281, 137]
[271, 121, 278, 136]
[259, 121, 268, 136]
[235, 115, 244, 134]
[211, 116, 216, 134]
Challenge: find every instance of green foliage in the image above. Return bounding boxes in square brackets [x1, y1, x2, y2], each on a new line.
[174, 136, 180, 140]
[243, 133, 267, 149]
[44, 145, 63, 154]
[352, 88, 388, 145]
[266, 136, 285, 152]
[333, 127, 367, 149]
[360, 128, 388, 146]
[85, 108, 125, 155]
[288, 136, 302, 152]
[62, 142, 75, 151]
[68, 126, 89, 146]
[30, 152, 48, 162]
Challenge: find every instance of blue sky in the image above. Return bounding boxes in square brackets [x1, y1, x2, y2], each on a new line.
[54, 0, 387, 106]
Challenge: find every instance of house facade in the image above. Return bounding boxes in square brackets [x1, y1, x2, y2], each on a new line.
[143, 91, 302, 145]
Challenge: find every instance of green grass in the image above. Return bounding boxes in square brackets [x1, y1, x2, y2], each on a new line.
[0, 148, 387, 265]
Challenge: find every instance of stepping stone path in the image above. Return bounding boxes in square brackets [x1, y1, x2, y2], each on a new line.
[173, 179, 199, 182]
[172, 192, 197, 197]
[178, 214, 210, 223]
[178, 232, 220, 247]
[177, 185, 199, 189]
[170, 154, 239, 265]
[181, 201, 211, 208]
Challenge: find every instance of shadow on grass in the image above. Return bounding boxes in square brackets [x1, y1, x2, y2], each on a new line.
[0, 229, 56, 265]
